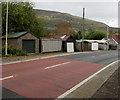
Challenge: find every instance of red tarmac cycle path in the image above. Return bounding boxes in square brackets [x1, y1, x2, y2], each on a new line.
[2, 57, 105, 98]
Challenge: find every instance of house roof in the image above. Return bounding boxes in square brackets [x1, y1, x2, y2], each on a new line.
[1, 31, 28, 38]
[47, 35, 71, 41]
[108, 35, 120, 44]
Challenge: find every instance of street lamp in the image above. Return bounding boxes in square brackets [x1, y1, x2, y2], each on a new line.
[5, 1, 8, 55]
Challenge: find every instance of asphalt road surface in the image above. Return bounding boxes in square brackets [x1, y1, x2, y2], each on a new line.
[1, 50, 118, 99]
[58, 50, 118, 65]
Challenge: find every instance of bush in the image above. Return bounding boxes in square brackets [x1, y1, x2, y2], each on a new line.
[85, 30, 107, 40]
[73, 31, 82, 40]
[2, 47, 27, 57]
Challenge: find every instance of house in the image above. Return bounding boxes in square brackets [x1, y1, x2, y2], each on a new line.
[40, 38, 62, 53]
[102, 35, 120, 49]
[47, 35, 76, 52]
[2, 32, 39, 53]
[108, 35, 120, 49]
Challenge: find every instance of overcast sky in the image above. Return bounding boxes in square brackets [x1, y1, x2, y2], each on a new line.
[30, 0, 119, 28]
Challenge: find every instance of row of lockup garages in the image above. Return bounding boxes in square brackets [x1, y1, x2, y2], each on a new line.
[76, 40, 109, 51]
[2, 32, 117, 54]
[2, 32, 76, 54]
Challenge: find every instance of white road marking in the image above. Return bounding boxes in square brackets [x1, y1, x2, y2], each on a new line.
[45, 62, 70, 69]
[55, 60, 119, 100]
[0, 76, 14, 81]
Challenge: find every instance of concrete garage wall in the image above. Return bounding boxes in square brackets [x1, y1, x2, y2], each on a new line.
[76, 42, 91, 51]
[41, 39, 62, 53]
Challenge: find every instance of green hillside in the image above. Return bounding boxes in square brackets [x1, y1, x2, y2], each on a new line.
[34, 9, 115, 33]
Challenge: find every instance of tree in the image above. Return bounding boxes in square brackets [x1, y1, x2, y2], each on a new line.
[85, 30, 107, 40]
[73, 30, 82, 40]
[2, 2, 46, 37]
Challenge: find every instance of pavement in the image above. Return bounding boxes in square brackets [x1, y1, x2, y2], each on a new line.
[1, 50, 119, 99]
[92, 67, 119, 98]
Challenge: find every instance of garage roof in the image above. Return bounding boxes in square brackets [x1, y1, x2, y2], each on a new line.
[1, 32, 28, 38]
[76, 40, 107, 43]
[47, 35, 74, 41]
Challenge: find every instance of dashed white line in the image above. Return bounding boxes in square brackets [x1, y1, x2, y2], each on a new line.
[0, 76, 14, 81]
[45, 62, 71, 69]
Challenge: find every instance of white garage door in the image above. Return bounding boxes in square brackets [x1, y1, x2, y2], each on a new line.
[92, 43, 98, 50]
[67, 42, 74, 52]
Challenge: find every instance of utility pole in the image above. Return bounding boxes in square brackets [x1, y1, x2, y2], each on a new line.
[107, 21, 109, 50]
[106, 20, 114, 50]
[82, 8, 85, 52]
[5, 1, 8, 55]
